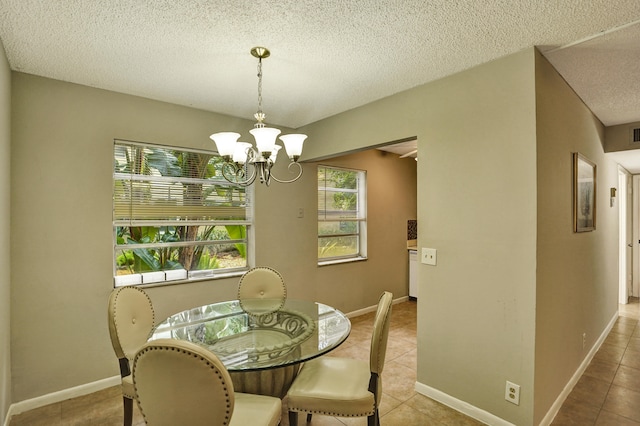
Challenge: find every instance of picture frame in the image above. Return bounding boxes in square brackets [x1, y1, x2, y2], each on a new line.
[573, 152, 596, 232]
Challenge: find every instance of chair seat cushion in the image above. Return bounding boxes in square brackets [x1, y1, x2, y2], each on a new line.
[287, 357, 375, 417]
[121, 374, 135, 399]
[231, 393, 282, 426]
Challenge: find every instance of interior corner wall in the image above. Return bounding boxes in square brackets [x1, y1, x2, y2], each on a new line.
[302, 48, 538, 425]
[0, 40, 12, 422]
[9, 71, 416, 405]
[533, 51, 619, 424]
[9, 72, 260, 402]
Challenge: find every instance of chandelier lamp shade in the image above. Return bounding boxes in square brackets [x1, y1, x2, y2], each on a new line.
[210, 47, 307, 186]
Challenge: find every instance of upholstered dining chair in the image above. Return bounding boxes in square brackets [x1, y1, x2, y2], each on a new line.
[237, 266, 287, 315]
[132, 339, 282, 426]
[286, 291, 393, 426]
[107, 286, 155, 426]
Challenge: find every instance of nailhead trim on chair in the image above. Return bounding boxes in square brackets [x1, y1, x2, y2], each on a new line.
[371, 293, 392, 375]
[108, 286, 155, 426]
[133, 344, 234, 425]
[237, 266, 286, 300]
[110, 286, 156, 360]
[288, 407, 375, 417]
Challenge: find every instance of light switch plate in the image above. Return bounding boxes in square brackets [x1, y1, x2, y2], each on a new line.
[421, 248, 437, 265]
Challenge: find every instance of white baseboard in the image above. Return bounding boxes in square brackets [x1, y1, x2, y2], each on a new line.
[414, 311, 619, 426]
[5, 375, 120, 425]
[346, 295, 409, 318]
[538, 311, 618, 426]
[414, 381, 514, 426]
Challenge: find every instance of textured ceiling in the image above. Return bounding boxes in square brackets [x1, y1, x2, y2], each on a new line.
[1, 1, 640, 161]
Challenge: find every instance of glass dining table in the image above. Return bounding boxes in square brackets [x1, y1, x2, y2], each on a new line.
[148, 298, 351, 397]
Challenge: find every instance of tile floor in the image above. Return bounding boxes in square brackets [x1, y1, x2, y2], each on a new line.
[551, 297, 640, 426]
[8, 298, 640, 425]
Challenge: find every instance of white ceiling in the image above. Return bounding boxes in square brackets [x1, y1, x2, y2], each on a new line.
[1, 1, 639, 165]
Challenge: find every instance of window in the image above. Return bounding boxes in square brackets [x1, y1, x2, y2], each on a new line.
[113, 140, 251, 286]
[317, 165, 367, 263]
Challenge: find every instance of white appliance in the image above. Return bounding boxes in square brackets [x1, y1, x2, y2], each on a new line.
[409, 250, 417, 298]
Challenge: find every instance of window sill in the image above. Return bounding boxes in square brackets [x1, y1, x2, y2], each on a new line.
[318, 256, 367, 267]
[114, 269, 246, 289]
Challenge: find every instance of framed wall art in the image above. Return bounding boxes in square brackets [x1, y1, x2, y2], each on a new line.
[573, 152, 596, 232]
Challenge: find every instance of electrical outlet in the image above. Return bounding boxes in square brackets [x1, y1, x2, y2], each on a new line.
[505, 381, 520, 405]
[582, 332, 586, 349]
[421, 248, 437, 265]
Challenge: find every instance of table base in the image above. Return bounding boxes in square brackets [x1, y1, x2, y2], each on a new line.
[230, 364, 301, 398]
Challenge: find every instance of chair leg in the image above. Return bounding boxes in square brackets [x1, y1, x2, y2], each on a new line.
[367, 409, 379, 426]
[123, 396, 133, 426]
[306, 413, 312, 423]
[288, 411, 298, 426]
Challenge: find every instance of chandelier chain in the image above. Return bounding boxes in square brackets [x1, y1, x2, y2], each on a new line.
[254, 57, 265, 127]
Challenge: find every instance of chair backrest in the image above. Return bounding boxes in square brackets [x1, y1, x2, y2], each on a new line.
[133, 339, 236, 426]
[107, 286, 155, 361]
[369, 291, 393, 375]
[237, 266, 286, 314]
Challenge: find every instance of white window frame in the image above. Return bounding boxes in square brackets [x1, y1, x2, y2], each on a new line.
[317, 165, 367, 265]
[113, 139, 253, 286]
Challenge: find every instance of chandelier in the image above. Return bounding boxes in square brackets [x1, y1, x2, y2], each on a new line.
[210, 47, 307, 186]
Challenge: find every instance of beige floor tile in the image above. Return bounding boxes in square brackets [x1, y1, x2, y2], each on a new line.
[612, 364, 640, 392]
[345, 327, 374, 345]
[602, 385, 640, 422]
[378, 392, 404, 416]
[583, 358, 619, 383]
[9, 403, 62, 426]
[385, 337, 417, 361]
[568, 375, 611, 407]
[604, 331, 632, 348]
[610, 320, 637, 337]
[551, 395, 600, 425]
[594, 342, 627, 364]
[393, 347, 417, 370]
[405, 393, 471, 424]
[628, 336, 640, 351]
[381, 360, 417, 402]
[380, 403, 439, 426]
[596, 409, 640, 425]
[619, 298, 640, 320]
[620, 347, 640, 370]
[284, 412, 347, 426]
[388, 324, 417, 343]
[326, 342, 370, 362]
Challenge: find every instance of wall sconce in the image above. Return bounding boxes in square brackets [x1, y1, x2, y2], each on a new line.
[610, 187, 617, 207]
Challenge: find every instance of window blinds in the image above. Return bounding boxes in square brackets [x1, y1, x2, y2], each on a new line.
[113, 140, 249, 226]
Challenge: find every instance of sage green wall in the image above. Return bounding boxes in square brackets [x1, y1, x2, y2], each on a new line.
[9, 72, 267, 401]
[301, 48, 538, 425]
[9, 71, 415, 403]
[418, 51, 538, 426]
[534, 52, 619, 425]
[0, 39, 12, 423]
[301, 48, 619, 425]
